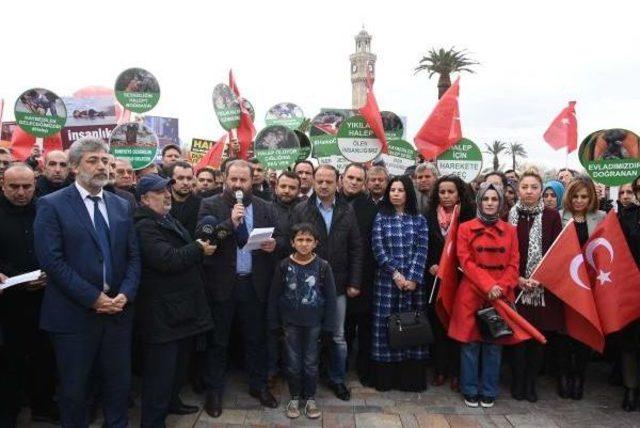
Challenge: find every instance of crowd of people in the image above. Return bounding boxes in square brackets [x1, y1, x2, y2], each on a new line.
[0, 138, 639, 427]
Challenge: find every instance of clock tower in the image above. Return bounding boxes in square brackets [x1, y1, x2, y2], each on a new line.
[350, 27, 376, 109]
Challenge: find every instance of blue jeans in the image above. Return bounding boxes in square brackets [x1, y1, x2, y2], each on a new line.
[329, 295, 347, 384]
[460, 342, 502, 398]
[284, 325, 321, 399]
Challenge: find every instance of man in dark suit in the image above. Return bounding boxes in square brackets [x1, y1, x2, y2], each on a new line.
[198, 159, 280, 418]
[34, 137, 141, 428]
[290, 164, 363, 401]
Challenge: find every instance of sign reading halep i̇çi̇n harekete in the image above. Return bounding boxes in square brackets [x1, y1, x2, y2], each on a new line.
[109, 122, 159, 170]
[114, 68, 160, 114]
[436, 138, 483, 182]
[14, 88, 67, 137]
[579, 128, 640, 186]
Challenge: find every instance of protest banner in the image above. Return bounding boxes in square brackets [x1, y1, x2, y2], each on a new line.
[14, 88, 67, 137]
[436, 138, 483, 182]
[109, 122, 158, 170]
[191, 138, 216, 164]
[380, 139, 417, 176]
[265, 102, 305, 130]
[578, 128, 640, 186]
[253, 125, 300, 170]
[143, 116, 179, 161]
[295, 130, 312, 161]
[381, 110, 404, 139]
[212, 83, 241, 130]
[337, 115, 382, 163]
[60, 96, 118, 149]
[114, 68, 160, 113]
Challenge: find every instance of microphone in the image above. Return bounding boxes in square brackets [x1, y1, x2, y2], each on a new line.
[195, 215, 230, 247]
[235, 190, 244, 224]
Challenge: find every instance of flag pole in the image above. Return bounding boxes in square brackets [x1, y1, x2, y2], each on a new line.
[428, 276, 439, 304]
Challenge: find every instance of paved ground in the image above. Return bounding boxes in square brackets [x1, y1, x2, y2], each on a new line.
[20, 361, 640, 427]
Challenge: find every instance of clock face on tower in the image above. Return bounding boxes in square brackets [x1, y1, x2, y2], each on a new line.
[368, 62, 374, 73]
[351, 63, 357, 74]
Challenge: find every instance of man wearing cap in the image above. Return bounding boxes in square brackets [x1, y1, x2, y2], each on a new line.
[133, 174, 215, 427]
[33, 137, 140, 428]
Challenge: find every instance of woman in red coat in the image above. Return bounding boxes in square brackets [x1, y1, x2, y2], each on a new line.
[448, 183, 520, 408]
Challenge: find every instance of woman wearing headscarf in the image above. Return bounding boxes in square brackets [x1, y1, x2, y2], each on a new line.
[448, 183, 520, 408]
[508, 170, 563, 402]
[504, 180, 518, 211]
[424, 175, 475, 391]
[542, 180, 565, 211]
[558, 176, 606, 400]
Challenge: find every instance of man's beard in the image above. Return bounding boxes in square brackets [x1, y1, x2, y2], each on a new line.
[77, 170, 108, 189]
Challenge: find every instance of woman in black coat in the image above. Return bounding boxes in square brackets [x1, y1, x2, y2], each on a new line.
[134, 174, 216, 428]
[616, 179, 640, 411]
[424, 175, 476, 391]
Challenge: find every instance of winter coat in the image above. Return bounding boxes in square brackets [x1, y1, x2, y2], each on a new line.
[448, 218, 520, 344]
[134, 206, 213, 344]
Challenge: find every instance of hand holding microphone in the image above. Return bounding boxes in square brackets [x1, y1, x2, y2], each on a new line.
[231, 190, 245, 228]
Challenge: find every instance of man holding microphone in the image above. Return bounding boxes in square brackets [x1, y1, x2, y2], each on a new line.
[198, 160, 281, 418]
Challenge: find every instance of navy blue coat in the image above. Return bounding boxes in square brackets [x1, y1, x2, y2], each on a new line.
[34, 185, 141, 333]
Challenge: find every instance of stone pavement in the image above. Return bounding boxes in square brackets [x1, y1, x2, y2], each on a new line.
[20, 361, 640, 427]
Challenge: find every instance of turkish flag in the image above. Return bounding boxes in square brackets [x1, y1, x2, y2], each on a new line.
[584, 211, 640, 334]
[359, 75, 388, 154]
[229, 70, 256, 160]
[194, 134, 227, 172]
[531, 220, 604, 352]
[414, 77, 462, 160]
[435, 205, 460, 328]
[543, 101, 578, 153]
[10, 126, 63, 162]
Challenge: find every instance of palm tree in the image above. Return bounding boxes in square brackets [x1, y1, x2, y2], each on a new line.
[484, 140, 506, 171]
[415, 47, 478, 99]
[506, 142, 528, 170]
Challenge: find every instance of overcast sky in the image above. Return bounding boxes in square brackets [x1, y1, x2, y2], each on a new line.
[2, 0, 638, 171]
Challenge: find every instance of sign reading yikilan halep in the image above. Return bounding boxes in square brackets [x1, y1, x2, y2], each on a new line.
[579, 128, 640, 186]
[336, 115, 382, 163]
[212, 84, 241, 130]
[114, 68, 160, 113]
[14, 88, 67, 137]
[109, 122, 159, 170]
[436, 138, 483, 182]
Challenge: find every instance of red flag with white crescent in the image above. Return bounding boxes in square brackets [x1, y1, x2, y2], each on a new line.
[543, 101, 577, 153]
[414, 77, 462, 160]
[531, 220, 604, 352]
[583, 210, 640, 334]
[435, 204, 460, 328]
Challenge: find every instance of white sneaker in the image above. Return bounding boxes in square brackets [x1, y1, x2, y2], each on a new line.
[304, 398, 321, 419]
[286, 399, 300, 419]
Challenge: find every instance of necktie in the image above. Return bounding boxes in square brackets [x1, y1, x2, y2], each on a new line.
[88, 196, 113, 288]
[236, 221, 249, 248]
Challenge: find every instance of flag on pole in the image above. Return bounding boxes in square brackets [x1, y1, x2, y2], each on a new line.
[229, 70, 256, 160]
[543, 101, 577, 153]
[194, 134, 227, 172]
[359, 74, 388, 154]
[414, 77, 462, 160]
[435, 205, 460, 328]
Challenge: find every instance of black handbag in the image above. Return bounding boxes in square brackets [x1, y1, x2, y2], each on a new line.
[387, 291, 434, 348]
[476, 306, 513, 340]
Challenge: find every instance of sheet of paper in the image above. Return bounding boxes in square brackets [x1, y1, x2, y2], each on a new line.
[0, 269, 42, 290]
[242, 227, 275, 251]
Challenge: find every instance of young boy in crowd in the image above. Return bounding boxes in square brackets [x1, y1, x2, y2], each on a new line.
[268, 223, 337, 419]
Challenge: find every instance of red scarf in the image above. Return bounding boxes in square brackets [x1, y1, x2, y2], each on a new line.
[437, 204, 458, 232]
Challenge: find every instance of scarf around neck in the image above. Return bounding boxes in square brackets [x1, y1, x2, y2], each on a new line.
[509, 199, 545, 306]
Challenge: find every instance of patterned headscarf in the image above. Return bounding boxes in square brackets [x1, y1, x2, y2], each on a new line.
[476, 182, 504, 225]
[543, 180, 564, 210]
